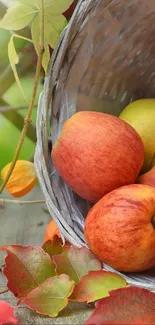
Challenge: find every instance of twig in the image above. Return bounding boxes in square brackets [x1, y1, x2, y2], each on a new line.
[0, 199, 45, 205]
[0, 288, 9, 294]
[0, 0, 44, 194]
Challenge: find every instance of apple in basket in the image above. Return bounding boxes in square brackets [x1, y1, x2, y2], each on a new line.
[52, 111, 144, 203]
[84, 184, 155, 272]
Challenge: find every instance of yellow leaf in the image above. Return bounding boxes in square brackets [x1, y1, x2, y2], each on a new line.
[1, 160, 37, 197]
[31, 11, 67, 71]
[43, 0, 74, 13]
[8, 36, 27, 103]
[0, 4, 38, 31]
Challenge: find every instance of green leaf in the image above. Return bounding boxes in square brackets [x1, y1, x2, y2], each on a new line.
[31, 9, 67, 71]
[16, 0, 38, 7]
[70, 270, 127, 303]
[8, 36, 27, 103]
[43, 0, 74, 13]
[18, 0, 73, 12]
[53, 246, 102, 283]
[24, 275, 75, 317]
[0, 4, 38, 31]
[1, 245, 56, 299]
[42, 236, 63, 257]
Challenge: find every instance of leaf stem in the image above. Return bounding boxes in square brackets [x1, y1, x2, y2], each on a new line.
[0, 199, 45, 205]
[0, 0, 45, 194]
[0, 288, 9, 294]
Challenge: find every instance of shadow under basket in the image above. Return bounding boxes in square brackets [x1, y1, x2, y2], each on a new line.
[34, 0, 155, 290]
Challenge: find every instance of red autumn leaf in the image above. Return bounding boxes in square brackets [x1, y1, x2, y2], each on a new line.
[0, 300, 18, 324]
[85, 286, 155, 325]
[53, 245, 102, 283]
[1, 245, 56, 299]
[23, 274, 75, 317]
[42, 235, 63, 256]
[70, 270, 127, 303]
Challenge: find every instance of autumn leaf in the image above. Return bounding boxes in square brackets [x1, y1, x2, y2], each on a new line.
[85, 286, 155, 325]
[44, 219, 62, 243]
[24, 274, 75, 317]
[70, 270, 127, 303]
[1, 160, 37, 197]
[1, 245, 56, 299]
[0, 301, 18, 325]
[53, 246, 102, 283]
[42, 236, 63, 257]
[0, 4, 38, 31]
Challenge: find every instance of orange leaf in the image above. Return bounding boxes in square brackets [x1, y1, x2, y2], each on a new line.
[44, 219, 61, 242]
[1, 160, 37, 197]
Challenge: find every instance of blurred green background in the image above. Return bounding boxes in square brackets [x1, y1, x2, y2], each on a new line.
[0, 0, 44, 174]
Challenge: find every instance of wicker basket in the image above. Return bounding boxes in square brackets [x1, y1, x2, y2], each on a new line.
[34, 0, 155, 290]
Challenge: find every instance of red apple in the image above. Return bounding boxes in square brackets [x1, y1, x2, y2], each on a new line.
[84, 184, 155, 272]
[52, 111, 144, 203]
[136, 166, 155, 188]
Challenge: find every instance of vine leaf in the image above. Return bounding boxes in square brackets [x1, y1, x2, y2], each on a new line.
[70, 270, 127, 303]
[0, 301, 18, 325]
[31, 8, 67, 71]
[24, 275, 75, 317]
[85, 287, 155, 325]
[0, 4, 38, 31]
[8, 36, 27, 103]
[42, 236, 63, 257]
[1, 245, 56, 299]
[53, 245, 102, 283]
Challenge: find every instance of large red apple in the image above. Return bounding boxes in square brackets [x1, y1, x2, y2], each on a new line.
[52, 111, 144, 202]
[84, 184, 155, 272]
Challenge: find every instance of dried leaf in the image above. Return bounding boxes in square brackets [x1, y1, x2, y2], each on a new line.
[44, 219, 61, 242]
[70, 270, 127, 303]
[85, 287, 155, 325]
[1, 160, 37, 197]
[24, 274, 75, 317]
[0, 301, 18, 325]
[8, 37, 27, 103]
[0, 4, 38, 31]
[53, 246, 102, 283]
[1, 245, 56, 299]
[42, 236, 63, 257]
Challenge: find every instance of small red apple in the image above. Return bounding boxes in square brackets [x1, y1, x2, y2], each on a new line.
[136, 166, 155, 188]
[52, 111, 144, 203]
[84, 184, 155, 272]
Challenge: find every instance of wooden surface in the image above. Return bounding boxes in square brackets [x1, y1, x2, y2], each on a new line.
[0, 187, 92, 324]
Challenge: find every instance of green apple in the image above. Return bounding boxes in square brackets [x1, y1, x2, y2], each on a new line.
[119, 99, 155, 173]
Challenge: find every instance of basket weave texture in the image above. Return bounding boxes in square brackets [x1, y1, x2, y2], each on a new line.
[34, 0, 155, 290]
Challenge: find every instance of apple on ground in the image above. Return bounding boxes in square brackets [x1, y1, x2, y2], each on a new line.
[136, 166, 155, 188]
[84, 184, 155, 272]
[52, 111, 144, 203]
[119, 98, 155, 173]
